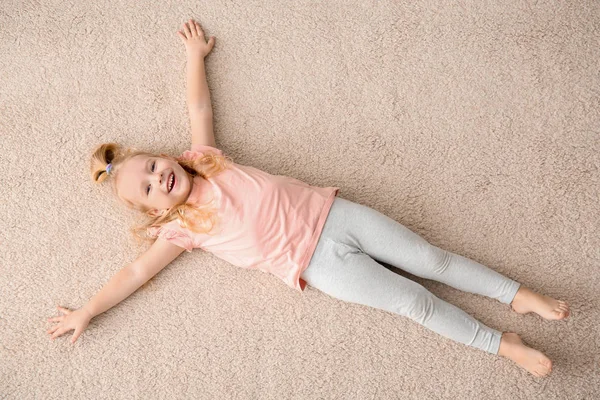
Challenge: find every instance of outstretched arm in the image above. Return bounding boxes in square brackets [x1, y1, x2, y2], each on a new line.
[47, 238, 186, 344]
[177, 19, 217, 148]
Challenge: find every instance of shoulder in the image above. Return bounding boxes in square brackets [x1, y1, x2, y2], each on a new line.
[147, 220, 195, 252]
[180, 144, 224, 160]
[147, 219, 183, 238]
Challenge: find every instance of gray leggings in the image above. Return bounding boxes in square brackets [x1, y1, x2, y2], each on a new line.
[301, 196, 521, 355]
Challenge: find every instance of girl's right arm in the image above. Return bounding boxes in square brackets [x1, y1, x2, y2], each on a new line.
[47, 238, 187, 343]
[84, 238, 187, 318]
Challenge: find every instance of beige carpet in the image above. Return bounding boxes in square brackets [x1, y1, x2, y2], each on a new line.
[2, 0, 599, 398]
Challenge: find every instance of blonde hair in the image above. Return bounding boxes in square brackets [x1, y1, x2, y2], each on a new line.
[90, 142, 233, 246]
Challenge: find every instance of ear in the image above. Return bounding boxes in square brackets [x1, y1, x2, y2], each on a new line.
[148, 208, 161, 217]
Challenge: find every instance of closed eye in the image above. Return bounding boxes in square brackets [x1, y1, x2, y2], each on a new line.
[146, 161, 156, 195]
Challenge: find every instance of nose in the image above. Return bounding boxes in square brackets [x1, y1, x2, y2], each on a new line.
[152, 171, 162, 186]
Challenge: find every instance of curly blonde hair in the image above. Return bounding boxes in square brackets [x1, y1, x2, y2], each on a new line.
[89, 142, 233, 246]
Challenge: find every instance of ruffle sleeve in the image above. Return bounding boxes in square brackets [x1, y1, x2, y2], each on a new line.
[179, 144, 224, 162]
[190, 143, 224, 155]
[147, 225, 195, 253]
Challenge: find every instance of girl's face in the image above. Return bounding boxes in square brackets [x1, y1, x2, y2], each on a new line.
[116, 154, 193, 214]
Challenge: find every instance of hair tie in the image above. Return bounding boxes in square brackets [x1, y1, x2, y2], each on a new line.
[106, 163, 113, 176]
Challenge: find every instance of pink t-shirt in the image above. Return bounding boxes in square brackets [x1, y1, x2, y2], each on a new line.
[147, 144, 340, 293]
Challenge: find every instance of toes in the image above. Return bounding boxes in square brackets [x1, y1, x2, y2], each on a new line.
[529, 358, 552, 377]
[557, 304, 570, 317]
[550, 307, 571, 319]
[533, 366, 549, 377]
[559, 301, 570, 309]
[540, 359, 553, 373]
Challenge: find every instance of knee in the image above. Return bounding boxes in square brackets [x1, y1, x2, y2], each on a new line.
[418, 243, 451, 276]
[403, 288, 436, 325]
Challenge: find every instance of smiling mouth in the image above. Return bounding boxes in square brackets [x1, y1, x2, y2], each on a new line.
[167, 172, 175, 192]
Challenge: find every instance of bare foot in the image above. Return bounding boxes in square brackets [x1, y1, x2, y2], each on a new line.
[498, 332, 553, 377]
[510, 286, 570, 320]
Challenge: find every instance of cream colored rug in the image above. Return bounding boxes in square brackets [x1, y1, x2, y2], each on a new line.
[2, 0, 599, 398]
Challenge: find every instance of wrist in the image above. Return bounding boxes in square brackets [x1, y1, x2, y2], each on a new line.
[186, 53, 206, 62]
[82, 304, 95, 319]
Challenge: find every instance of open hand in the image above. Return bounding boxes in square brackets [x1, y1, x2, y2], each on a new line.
[177, 19, 215, 58]
[47, 306, 92, 344]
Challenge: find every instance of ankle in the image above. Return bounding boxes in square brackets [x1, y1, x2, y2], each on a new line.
[498, 333, 509, 357]
[498, 332, 518, 358]
[511, 285, 529, 306]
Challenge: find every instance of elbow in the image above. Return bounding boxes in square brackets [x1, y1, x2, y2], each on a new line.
[189, 104, 212, 114]
[126, 263, 148, 287]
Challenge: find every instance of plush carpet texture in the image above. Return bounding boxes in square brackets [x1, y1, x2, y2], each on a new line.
[1, 0, 599, 398]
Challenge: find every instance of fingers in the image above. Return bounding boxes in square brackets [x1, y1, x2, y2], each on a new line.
[183, 20, 192, 36]
[47, 305, 72, 340]
[188, 19, 203, 37]
[191, 20, 201, 37]
[50, 326, 71, 339]
[57, 305, 71, 314]
[71, 328, 82, 344]
[182, 20, 198, 37]
[47, 305, 67, 323]
[50, 328, 62, 339]
[48, 322, 76, 340]
[178, 19, 207, 40]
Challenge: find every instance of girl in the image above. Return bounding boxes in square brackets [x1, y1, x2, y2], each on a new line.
[47, 18, 570, 378]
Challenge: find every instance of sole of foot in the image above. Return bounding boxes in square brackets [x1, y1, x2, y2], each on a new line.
[498, 332, 553, 377]
[510, 286, 570, 320]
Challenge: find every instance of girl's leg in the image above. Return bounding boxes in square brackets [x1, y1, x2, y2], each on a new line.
[301, 236, 504, 354]
[323, 197, 521, 305]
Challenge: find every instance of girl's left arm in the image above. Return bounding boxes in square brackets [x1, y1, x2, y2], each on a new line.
[177, 19, 217, 148]
[187, 57, 216, 148]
